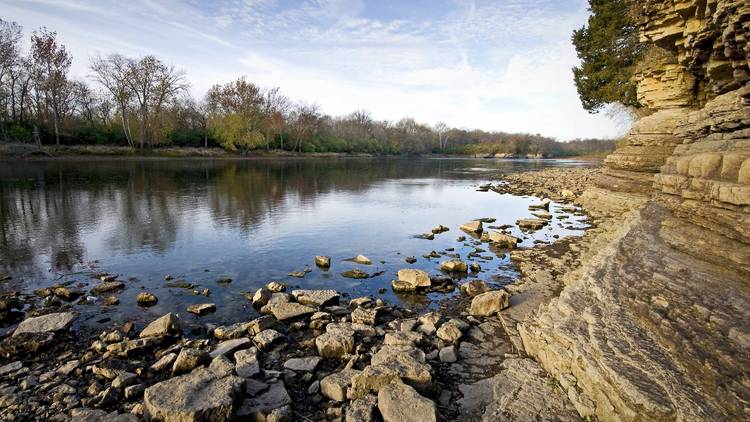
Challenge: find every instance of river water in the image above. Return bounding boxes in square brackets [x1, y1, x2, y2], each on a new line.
[0, 157, 591, 330]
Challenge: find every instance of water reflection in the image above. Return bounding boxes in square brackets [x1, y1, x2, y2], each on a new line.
[0, 157, 590, 325]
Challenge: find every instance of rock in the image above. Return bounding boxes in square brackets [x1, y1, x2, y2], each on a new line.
[531, 211, 552, 219]
[172, 348, 208, 374]
[124, 384, 145, 400]
[291, 289, 340, 306]
[353, 254, 372, 265]
[90, 281, 124, 295]
[247, 315, 277, 335]
[481, 231, 519, 248]
[209, 355, 235, 376]
[460, 220, 483, 233]
[351, 307, 379, 325]
[436, 319, 467, 343]
[470, 262, 481, 272]
[469, 290, 510, 316]
[245, 379, 269, 396]
[560, 189, 575, 199]
[439, 346, 458, 363]
[235, 348, 260, 378]
[266, 281, 286, 293]
[283, 356, 322, 372]
[391, 280, 417, 292]
[460, 280, 490, 297]
[187, 303, 216, 316]
[316, 331, 354, 358]
[321, 368, 361, 401]
[143, 367, 243, 422]
[516, 218, 547, 230]
[252, 288, 272, 306]
[112, 372, 138, 389]
[150, 353, 177, 372]
[216, 277, 232, 284]
[253, 329, 284, 349]
[210, 337, 252, 358]
[440, 259, 468, 272]
[342, 269, 370, 279]
[0, 361, 22, 376]
[53, 286, 84, 301]
[136, 292, 158, 306]
[346, 394, 378, 422]
[528, 198, 551, 210]
[370, 346, 431, 389]
[372, 345, 425, 365]
[396, 269, 431, 289]
[288, 271, 306, 278]
[236, 382, 291, 420]
[350, 296, 372, 307]
[140, 313, 181, 338]
[384, 331, 422, 347]
[261, 303, 315, 321]
[308, 380, 320, 394]
[405, 256, 417, 264]
[315, 256, 331, 268]
[349, 365, 401, 399]
[12, 312, 77, 337]
[378, 381, 437, 422]
[214, 322, 252, 340]
[431, 224, 449, 234]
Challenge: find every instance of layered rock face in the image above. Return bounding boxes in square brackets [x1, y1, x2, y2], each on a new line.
[521, 1, 750, 420]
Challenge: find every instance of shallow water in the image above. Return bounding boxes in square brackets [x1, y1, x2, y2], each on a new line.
[0, 157, 591, 329]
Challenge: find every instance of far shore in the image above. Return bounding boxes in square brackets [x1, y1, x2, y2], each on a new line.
[0, 143, 608, 161]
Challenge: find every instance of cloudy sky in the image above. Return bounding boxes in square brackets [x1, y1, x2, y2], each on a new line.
[2, 0, 625, 140]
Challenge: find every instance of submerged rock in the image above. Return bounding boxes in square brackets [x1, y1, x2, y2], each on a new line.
[187, 303, 216, 316]
[460, 220, 483, 233]
[90, 281, 124, 295]
[341, 269, 370, 279]
[481, 231, 519, 248]
[315, 256, 331, 268]
[516, 218, 547, 230]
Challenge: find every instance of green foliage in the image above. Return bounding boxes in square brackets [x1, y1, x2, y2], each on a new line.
[210, 114, 265, 153]
[572, 0, 643, 113]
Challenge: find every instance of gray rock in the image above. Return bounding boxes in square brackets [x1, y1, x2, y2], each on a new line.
[172, 348, 208, 374]
[210, 337, 252, 359]
[439, 346, 458, 363]
[214, 322, 252, 340]
[253, 329, 284, 349]
[383, 331, 422, 347]
[90, 281, 124, 295]
[112, 372, 138, 389]
[0, 361, 22, 376]
[144, 367, 243, 422]
[283, 356, 322, 373]
[150, 353, 177, 373]
[235, 348, 260, 378]
[346, 394, 378, 422]
[187, 303, 216, 316]
[252, 288, 272, 306]
[12, 312, 77, 337]
[124, 383, 145, 400]
[261, 303, 315, 321]
[247, 315, 277, 335]
[236, 381, 291, 420]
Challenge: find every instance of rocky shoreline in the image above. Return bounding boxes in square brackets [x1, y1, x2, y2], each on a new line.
[0, 167, 600, 422]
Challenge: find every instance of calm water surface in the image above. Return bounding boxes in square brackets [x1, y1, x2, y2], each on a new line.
[0, 157, 590, 329]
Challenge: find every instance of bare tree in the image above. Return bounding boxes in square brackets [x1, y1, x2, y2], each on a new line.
[30, 28, 72, 145]
[90, 54, 135, 146]
[434, 121, 449, 151]
[261, 86, 289, 150]
[291, 102, 321, 152]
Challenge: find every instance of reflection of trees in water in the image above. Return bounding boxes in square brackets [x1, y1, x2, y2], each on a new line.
[0, 158, 564, 276]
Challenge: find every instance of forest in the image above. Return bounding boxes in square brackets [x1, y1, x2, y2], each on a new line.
[0, 19, 615, 157]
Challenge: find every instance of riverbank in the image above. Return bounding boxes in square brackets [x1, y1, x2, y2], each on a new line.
[0, 142, 605, 162]
[0, 166, 602, 421]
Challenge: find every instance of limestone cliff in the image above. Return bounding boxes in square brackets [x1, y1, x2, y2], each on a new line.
[520, 1, 750, 420]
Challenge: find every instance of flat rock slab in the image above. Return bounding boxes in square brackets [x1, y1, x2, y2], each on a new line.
[144, 367, 243, 422]
[210, 337, 251, 359]
[378, 381, 437, 422]
[13, 312, 77, 337]
[261, 303, 315, 321]
[236, 381, 291, 420]
[291, 289, 340, 306]
[457, 358, 579, 421]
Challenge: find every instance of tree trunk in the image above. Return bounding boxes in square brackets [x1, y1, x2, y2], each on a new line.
[33, 124, 41, 150]
[53, 108, 60, 145]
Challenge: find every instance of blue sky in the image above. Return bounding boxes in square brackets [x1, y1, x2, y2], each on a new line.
[2, 0, 625, 140]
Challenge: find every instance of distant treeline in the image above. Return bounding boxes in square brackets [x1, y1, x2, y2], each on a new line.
[0, 19, 615, 157]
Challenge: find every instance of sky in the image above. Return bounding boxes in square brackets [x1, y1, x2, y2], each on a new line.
[1, 0, 627, 140]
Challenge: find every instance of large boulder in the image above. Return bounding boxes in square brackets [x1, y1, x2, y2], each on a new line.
[469, 290, 510, 316]
[12, 312, 77, 337]
[378, 381, 437, 422]
[143, 367, 243, 421]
